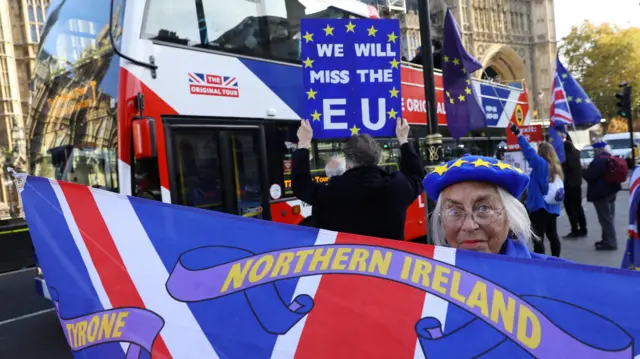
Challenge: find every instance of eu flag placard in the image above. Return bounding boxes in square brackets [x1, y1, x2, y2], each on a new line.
[301, 18, 402, 139]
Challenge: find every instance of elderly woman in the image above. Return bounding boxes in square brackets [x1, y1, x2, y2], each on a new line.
[423, 155, 565, 261]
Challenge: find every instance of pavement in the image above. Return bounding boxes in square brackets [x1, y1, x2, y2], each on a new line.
[0, 181, 632, 358]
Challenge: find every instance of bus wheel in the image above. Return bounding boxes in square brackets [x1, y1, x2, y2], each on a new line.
[299, 217, 316, 227]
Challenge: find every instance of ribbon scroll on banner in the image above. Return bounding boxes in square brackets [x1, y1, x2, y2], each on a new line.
[301, 18, 402, 139]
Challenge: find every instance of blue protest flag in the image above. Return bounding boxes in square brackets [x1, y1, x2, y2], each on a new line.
[301, 18, 402, 139]
[442, 10, 486, 139]
[18, 174, 640, 358]
[549, 123, 566, 162]
[622, 168, 640, 269]
[555, 56, 602, 125]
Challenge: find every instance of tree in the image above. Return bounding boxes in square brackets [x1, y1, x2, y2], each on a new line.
[560, 22, 640, 121]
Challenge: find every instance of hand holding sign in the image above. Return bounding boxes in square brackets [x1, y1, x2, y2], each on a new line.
[301, 19, 402, 139]
[297, 120, 313, 149]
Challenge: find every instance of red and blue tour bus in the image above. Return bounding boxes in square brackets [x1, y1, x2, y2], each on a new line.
[28, 0, 530, 299]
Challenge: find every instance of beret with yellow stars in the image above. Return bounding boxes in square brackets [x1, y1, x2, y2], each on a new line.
[423, 156, 530, 201]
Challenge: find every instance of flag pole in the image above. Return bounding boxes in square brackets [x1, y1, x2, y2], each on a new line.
[417, 0, 440, 245]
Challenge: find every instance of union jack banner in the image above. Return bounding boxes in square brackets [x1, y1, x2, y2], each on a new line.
[622, 167, 640, 269]
[19, 175, 640, 359]
[549, 73, 574, 127]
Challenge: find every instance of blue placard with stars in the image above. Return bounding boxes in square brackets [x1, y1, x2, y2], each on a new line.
[300, 18, 402, 139]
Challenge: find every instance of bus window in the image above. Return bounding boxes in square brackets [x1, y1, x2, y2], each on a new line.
[142, 0, 364, 63]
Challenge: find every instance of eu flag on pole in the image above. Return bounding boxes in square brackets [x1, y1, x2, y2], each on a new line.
[622, 167, 640, 270]
[555, 56, 602, 125]
[442, 10, 486, 140]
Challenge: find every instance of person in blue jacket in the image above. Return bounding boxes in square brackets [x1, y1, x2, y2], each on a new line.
[423, 153, 566, 262]
[510, 124, 563, 257]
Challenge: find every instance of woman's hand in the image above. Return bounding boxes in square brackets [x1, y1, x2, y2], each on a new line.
[510, 123, 520, 136]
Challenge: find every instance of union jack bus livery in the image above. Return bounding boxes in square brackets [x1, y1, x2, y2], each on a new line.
[28, 0, 530, 298]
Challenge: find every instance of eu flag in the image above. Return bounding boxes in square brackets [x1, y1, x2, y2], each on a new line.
[555, 56, 602, 126]
[442, 10, 486, 139]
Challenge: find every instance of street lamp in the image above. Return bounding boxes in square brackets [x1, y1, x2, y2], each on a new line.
[416, 0, 440, 245]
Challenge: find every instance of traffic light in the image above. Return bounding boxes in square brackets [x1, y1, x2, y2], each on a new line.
[616, 82, 632, 118]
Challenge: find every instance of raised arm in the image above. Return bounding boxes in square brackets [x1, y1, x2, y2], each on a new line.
[397, 119, 425, 202]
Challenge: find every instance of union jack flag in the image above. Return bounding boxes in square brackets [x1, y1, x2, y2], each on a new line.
[223, 76, 238, 87]
[549, 73, 574, 127]
[622, 167, 640, 269]
[188, 72, 205, 84]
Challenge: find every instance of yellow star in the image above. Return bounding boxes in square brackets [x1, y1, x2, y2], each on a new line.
[449, 98, 455, 104]
[461, 68, 467, 74]
[389, 87, 399, 98]
[387, 108, 398, 119]
[458, 94, 466, 102]
[493, 161, 511, 170]
[443, 55, 449, 63]
[452, 58, 460, 66]
[311, 110, 321, 121]
[306, 88, 317, 99]
[576, 97, 583, 103]
[560, 81, 564, 87]
[465, 87, 472, 95]
[323, 25, 334, 36]
[586, 98, 591, 103]
[466, 79, 471, 85]
[303, 32, 314, 43]
[390, 58, 400, 69]
[303, 57, 314, 68]
[387, 32, 398, 43]
[345, 21, 356, 32]
[350, 124, 360, 136]
[446, 91, 451, 98]
[367, 26, 378, 37]
[433, 164, 449, 176]
[562, 73, 568, 78]
[450, 159, 467, 168]
[472, 158, 491, 167]
[567, 96, 573, 102]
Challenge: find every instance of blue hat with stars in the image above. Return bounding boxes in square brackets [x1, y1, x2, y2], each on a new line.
[592, 141, 607, 149]
[423, 156, 530, 201]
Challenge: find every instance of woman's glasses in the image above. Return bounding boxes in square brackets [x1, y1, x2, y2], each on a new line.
[440, 205, 505, 227]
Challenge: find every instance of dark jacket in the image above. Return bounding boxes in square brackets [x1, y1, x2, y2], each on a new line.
[562, 142, 583, 188]
[291, 143, 424, 240]
[583, 152, 621, 202]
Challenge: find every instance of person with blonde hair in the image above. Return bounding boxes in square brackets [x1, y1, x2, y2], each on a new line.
[510, 124, 563, 257]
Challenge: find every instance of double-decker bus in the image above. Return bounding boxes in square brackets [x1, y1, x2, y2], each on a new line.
[28, 0, 530, 299]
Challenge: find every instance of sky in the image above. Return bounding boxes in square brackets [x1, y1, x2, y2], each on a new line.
[554, 0, 639, 42]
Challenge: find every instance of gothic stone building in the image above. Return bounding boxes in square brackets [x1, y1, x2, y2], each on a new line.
[396, 0, 556, 120]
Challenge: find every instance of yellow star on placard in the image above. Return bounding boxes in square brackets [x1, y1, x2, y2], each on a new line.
[303, 32, 314, 43]
[449, 98, 455, 104]
[567, 96, 573, 102]
[450, 159, 467, 168]
[586, 98, 591, 103]
[387, 32, 398, 43]
[303, 57, 314, 68]
[311, 110, 321, 121]
[367, 26, 378, 37]
[323, 25, 334, 36]
[387, 108, 398, 119]
[465, 87, 472, 95]
[446, 91, 451, 98]
[576, 97, 583, 103]
[472, 158, 491, 167]
[452, 58, 460, 66]
[443, 55, 449, 63]
[433, 164, 449, 176]
[458, 94, 465, 102]
[461, 68, 467, 74]
[562, 73, 568, 78]
[390, 58, 400, 69]
[466, 79, 471, 85]
[350, 124, 360, 136]
[494, 161, 512, 170]
[389, 87, 399, 98]
[306, 88, 317, 99]
[346, 21, 356, 32]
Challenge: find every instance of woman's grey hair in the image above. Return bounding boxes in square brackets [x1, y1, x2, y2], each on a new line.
[343, 134, 382, 168]
[325, 156, 346, 178]
[595, 145, 612, 154]
[430, 186, 537, 247]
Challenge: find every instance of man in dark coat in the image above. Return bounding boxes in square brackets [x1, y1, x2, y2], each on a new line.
[291, 118, 424, 240]
[583, 141, 622, 250]
[562, 138, 587, 238]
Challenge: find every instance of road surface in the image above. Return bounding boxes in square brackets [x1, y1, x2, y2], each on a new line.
[0, 183, 632, 358]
